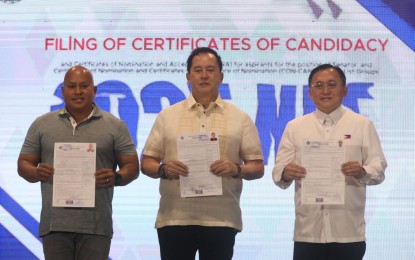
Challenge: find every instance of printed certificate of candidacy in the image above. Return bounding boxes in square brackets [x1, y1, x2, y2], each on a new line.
[53, 143, 96, 207]
[177, 133, 222, 197]
[301, 140, 345, 205]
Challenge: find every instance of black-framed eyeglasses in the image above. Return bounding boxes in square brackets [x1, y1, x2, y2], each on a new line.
[311, 80, 338, 90]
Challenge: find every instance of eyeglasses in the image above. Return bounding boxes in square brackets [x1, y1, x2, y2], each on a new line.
[311, 80, 338, 90]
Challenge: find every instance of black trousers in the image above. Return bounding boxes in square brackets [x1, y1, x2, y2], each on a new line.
[157, 225, 237, 260]
[293, 241, 366, 260]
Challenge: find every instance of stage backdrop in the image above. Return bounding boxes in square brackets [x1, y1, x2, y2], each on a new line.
[1, 0, 414, 259]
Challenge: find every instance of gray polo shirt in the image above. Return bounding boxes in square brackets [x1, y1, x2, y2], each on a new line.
[20, 105, 137, 238]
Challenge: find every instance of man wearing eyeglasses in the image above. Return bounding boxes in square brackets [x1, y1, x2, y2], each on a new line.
[272, 64, 387, 260]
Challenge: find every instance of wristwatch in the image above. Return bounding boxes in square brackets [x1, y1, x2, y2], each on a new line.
[158, 164, 167, 179]
[232, 163, 242, 178]
[114, 171, 122, 186]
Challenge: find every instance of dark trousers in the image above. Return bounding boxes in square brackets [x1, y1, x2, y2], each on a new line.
[293, 241, 366, 260]
[42, 232, 111, 260]
[157, 225, 237, 260]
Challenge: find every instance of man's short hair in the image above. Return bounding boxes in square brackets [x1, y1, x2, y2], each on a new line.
[186, 47, 223, 72]
[308, 64, 346, 87]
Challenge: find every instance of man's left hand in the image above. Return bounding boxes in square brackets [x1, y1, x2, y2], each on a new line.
[210, 159, 239, 177]
[95, 169, 115, 187]
[341, 161, 366, 179]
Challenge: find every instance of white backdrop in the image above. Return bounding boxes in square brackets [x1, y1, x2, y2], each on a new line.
[0, 0, 414, 259]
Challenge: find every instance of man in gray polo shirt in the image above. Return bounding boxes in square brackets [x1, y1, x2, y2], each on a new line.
[17, 65, 139, 260]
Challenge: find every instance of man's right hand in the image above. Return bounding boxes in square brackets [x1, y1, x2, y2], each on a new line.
[36, 163, 54, 182]
[164, 160, 189, 179]
[281, 163, 306, 182]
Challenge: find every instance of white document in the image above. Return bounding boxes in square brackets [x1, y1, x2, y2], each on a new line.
[52, 143, 96, 207]
[177, 133, 222, 197]
[301, 140, 345, 205]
